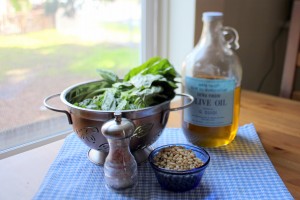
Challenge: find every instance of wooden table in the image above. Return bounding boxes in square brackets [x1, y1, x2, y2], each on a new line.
[167, 90, 300, 199]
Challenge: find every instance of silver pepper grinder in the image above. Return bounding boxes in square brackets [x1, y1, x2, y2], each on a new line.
[101, 112, 138, 190]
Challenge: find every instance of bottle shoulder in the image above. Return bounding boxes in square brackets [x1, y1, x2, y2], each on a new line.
[182, 47, 242, 84]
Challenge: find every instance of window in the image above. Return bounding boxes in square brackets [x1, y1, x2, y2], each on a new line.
[0, 0, 196, 158]
[0, 0, 142, 157]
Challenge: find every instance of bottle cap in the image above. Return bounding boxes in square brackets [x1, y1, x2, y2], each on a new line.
[202, 12, 223, 21]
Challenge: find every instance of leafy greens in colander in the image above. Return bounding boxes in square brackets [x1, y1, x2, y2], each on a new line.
[73, 57, 179, 110]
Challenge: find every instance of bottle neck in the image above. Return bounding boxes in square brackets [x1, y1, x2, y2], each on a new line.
[198, 19, 224, 48]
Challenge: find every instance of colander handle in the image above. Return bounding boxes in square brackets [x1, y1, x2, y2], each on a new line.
[43, 94, 73, 124]
[168, 93, 194, 112]
[161, 93, 194, 124]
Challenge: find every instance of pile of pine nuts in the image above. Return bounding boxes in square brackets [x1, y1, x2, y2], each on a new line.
[153, 146, 203, 171]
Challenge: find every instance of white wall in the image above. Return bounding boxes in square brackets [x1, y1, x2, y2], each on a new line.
[167, 0, 196, 72]
[142, 0, 196, 73]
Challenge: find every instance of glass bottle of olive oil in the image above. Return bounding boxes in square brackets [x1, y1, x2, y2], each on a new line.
[182, 12, 242, 147]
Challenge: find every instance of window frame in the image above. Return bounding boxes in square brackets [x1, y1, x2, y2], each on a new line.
[0, 0, 196, 159]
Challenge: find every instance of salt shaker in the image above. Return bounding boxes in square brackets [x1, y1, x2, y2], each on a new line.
[101, 112, 138, 190]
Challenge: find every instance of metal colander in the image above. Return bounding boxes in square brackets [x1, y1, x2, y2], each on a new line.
[44, 80, 193, 165]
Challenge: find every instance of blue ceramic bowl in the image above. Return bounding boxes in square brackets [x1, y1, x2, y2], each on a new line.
[148, 144, 210, 192]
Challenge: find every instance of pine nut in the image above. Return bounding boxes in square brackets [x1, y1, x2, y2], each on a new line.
[153, 146, 204, 170]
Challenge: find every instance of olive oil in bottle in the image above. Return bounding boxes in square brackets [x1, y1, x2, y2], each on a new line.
[182, 12, 242, 147]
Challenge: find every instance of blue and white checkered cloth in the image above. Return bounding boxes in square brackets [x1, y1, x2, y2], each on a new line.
[34, 124, 293, 200]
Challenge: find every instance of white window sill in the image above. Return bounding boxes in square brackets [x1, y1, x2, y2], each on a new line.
[0, 139, 64, 200]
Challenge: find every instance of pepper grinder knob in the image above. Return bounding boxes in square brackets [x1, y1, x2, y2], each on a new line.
[101, 112, 137, 190]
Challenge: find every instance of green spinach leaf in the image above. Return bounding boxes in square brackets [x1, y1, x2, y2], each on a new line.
[74, 57, 179, 110]
[97, 69, 119, 84]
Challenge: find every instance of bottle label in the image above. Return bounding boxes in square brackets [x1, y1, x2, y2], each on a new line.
[184, 76, 235, 127]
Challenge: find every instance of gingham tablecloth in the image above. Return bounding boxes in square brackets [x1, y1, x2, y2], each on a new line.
[34, 124, 293, 200]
